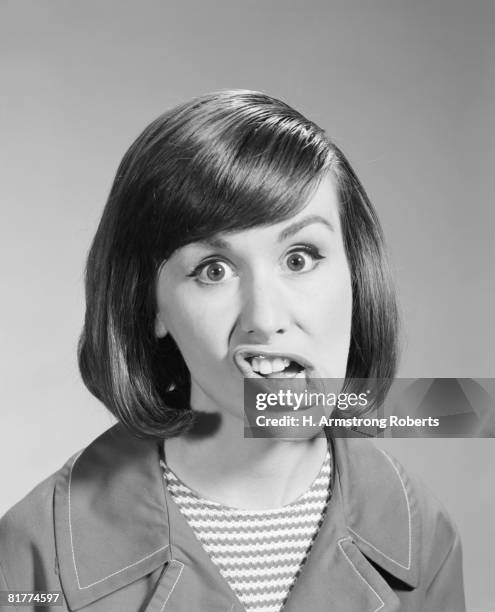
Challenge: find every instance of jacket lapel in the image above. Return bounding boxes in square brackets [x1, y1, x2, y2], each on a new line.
[331, 433, 420, 589]
[152, 482, 248, 611]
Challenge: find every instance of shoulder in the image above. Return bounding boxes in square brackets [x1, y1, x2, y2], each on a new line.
[0, 452, 76, 538]
[0, 424, 162, 592]
[0, 468, 65, 588]
[0, 426, 123, 589]
[0, 424, 130, 542]
[336, 435, 458, 526]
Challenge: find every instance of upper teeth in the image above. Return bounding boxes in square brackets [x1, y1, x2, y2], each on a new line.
[250, 356, 291, 374]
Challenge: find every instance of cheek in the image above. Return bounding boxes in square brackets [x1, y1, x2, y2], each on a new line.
[308, 267, 353, 367]
[159, 291, 230, 365]
[310, 265, 352, 329]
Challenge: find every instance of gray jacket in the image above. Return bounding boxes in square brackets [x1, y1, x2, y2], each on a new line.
[0, 424, 465, 611]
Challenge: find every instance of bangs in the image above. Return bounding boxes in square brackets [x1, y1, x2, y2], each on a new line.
[145, 92, 333, 261]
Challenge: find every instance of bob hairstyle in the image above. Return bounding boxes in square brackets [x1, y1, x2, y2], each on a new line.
[78, 90, 399, 439]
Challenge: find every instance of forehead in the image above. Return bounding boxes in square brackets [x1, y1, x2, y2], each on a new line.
[193, 173, 341, 252]
[298, 173, 340, 226]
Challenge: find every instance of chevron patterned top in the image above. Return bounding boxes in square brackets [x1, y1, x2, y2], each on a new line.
[161, 449, 331, 612]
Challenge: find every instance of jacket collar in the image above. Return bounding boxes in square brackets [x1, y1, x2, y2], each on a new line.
[329, 431, 420, 588]
[54, 424, 419, 610]
[54, 424, 171, 610]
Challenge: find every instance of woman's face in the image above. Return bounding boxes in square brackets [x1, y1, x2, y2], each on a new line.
[155, 173, 352, 421]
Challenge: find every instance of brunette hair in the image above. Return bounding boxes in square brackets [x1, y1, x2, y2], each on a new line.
[78, 90, 398, 438]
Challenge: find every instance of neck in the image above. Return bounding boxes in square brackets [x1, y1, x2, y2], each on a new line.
[164, 422, 328, 510]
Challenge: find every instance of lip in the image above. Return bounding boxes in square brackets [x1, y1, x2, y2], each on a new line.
[233, 345, 314, 378]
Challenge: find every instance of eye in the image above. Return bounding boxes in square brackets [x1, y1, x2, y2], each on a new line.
[189, 259, 236, 285]
[284, 245, 324, 273]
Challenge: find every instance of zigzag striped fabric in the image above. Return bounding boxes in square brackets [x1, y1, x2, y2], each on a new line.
[161, 450, 331, 612]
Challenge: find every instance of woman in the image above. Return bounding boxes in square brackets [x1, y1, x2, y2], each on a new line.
[0, 90, 465, 611]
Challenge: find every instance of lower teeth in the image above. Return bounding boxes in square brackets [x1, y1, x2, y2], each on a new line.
[260, 369, 305, 378]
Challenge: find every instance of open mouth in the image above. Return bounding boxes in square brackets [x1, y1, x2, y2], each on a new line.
[235, 351, 310, 379]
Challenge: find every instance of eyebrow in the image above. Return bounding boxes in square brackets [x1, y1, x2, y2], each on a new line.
[197, 215, 335, 250]
[277, 214, 334, 242]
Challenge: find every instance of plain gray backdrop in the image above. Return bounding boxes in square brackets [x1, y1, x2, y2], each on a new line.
[1, 1, 494, 610]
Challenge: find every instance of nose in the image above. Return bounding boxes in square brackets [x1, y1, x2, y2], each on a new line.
[238, 273, 290, 341]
